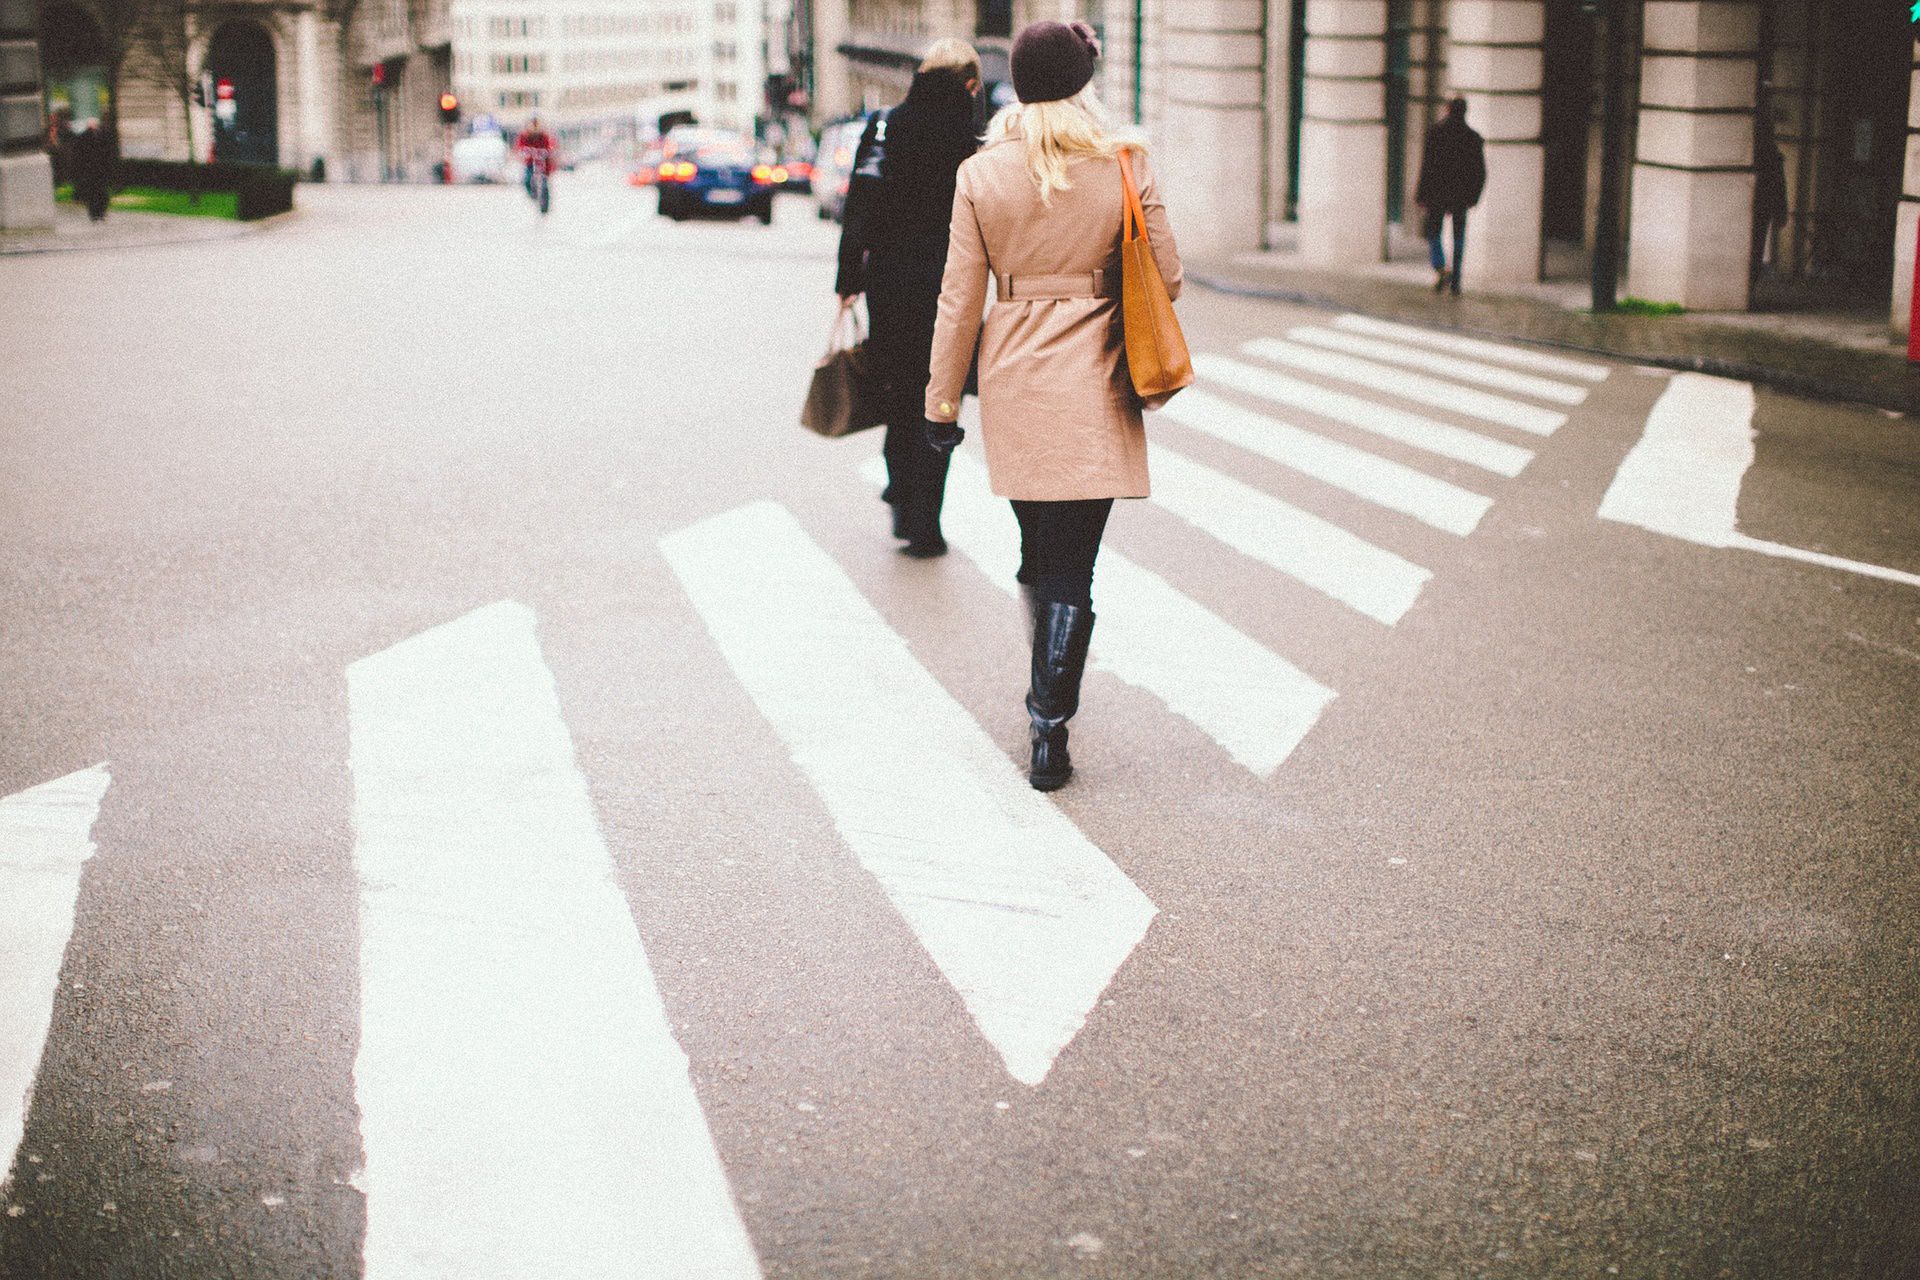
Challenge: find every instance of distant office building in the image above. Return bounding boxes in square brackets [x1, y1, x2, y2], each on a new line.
[449, 0, 787, 142]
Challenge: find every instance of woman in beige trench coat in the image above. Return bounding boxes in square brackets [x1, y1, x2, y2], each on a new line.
[923, 19, 1183, 792]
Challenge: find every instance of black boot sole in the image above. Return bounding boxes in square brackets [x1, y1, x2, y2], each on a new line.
[1029, 765, 1073, 792]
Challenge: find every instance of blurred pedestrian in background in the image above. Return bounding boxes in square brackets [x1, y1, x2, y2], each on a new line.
[68, 120, 113, 224]
[923, 19, 1182, 792]
[835, 38, 983, 559]
[1414, 97, 1486, 295]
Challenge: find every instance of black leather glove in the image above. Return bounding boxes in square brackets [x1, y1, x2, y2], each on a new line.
[925, 418, 965, 454]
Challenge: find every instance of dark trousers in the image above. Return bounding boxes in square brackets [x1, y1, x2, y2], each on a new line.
[1426, 208, 1467, 280]
[882, 420, 952, 536]
[1012, 498, 1114, 609]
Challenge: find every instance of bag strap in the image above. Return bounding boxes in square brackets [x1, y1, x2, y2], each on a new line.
[825, 297, 864, 355]
[1118, 149, 1149, 246]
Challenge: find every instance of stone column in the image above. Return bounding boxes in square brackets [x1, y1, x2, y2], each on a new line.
[1152, 0, 1265, 260]
[1447, 0, 1544, 289]
[1626, 0, 1760, 312]
[1891, 37, 1920, 335]
[0, 0, 54, 230]
[811, 0, 852, 119]
[297, 8, 336, 176]
[1297, 0, 1387, 265]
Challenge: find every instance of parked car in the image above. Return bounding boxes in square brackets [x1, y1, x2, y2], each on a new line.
[450, 134, 512, 184]
[812, 116, 869, 222]
[655, 134, 778, 224]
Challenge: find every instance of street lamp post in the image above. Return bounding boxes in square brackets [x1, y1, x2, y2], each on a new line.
[1589, 0, 1629, 313]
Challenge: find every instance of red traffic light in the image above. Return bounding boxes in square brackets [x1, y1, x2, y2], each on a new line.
[438, 91, 461, 123]
[215, 78, 234, 100]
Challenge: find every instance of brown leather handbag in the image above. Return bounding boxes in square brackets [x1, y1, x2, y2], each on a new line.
[1118, 149, 1193, 403]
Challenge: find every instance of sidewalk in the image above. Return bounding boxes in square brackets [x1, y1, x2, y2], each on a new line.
[1194, 227, 1920, 414]
[0, 201, 275, 257]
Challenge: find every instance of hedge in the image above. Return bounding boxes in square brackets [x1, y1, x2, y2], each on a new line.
[110, 158, 300, 221]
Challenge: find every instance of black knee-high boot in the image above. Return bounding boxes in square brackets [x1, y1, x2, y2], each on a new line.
[1027, 601, 1094, 792]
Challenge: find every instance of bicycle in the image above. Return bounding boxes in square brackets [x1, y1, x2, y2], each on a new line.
[522, 149, 552, 215]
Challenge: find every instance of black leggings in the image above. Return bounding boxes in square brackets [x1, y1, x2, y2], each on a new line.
[1012, 498, 1114, 610]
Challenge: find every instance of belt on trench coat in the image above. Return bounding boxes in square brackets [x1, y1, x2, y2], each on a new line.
[995, 271, 1117, 302]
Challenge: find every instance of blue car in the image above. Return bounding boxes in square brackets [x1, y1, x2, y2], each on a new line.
[655, 131, 776, 225]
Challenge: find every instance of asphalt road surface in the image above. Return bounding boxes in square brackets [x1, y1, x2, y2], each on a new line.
[3, 169, 1918, 1280]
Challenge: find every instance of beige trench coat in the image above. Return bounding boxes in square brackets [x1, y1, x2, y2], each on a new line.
[924, 131, 1183, 501]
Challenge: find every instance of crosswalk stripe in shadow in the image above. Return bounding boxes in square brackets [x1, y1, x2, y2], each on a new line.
[662, 501, 1156, 1088]
[1, 764, 111, 1196]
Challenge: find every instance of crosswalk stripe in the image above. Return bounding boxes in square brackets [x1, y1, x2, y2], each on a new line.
[662, 501, 1156, 1086]
[862, 456, 1337, 777]
[1241, 338, 1569, 436]
[1332, 313, 1612, 382]
[347, 601, 762, 1280]
[1147, 443, 1432, 625]
[1286, 324, 1591, 405]
[1, 763, 111, 1193]
[1194, 354, 1534, 477]
[1155, 386, 1492, 536]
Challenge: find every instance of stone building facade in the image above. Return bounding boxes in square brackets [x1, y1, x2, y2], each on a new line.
[808, 0, 1920, 330]
[36, 0, 452, 182]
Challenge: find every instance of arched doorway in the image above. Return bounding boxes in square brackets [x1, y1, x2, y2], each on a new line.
[206, 20, 278, 166]
[40, 3, 110, 146]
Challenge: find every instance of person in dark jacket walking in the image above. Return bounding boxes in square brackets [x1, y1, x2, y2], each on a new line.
[68, 120, 113, 223]
[1413, 98, 1486, 295]
[835, 39, 982, 558]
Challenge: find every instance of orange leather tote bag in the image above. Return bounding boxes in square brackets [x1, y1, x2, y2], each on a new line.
[1118, 149, 1193, 403]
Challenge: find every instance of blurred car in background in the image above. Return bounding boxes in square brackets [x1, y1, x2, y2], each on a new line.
[655, 133, 778, 224]
[450, 134, 512, 183]
[812, 116, 869, 222]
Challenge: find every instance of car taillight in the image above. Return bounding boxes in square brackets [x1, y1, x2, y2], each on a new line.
[661, 161, 695, 181]
[772, 166, 790, 183]
[751, 164, 775, 184]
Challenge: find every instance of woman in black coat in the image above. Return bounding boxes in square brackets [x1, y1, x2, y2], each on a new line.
[835, 40, 982, 558]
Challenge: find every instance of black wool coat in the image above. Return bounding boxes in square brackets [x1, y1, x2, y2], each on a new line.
[834, 68, 980, 424]
[1414, 116, 1487, 215]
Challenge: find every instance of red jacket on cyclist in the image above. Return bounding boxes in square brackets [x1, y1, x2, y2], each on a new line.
[515, 119, 558, 174]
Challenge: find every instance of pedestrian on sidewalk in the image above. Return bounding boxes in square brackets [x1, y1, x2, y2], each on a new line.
[1414, 98, 1485, 295]
[923, 19, 1183, 792]
[835, 38, 984, 558]
[68, 120, 113, 224]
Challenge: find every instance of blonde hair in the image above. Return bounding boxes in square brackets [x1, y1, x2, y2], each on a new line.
[920, 37, 982, 82]
[987, 84, 1144, 203]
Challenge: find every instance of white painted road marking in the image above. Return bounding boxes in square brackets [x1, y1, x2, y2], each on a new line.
[1599, 373, 1920, 589]
[1286, 324, 1592, 405]
[1156, 386, 1492, 536]
[662, 502, 1155, 1086]
[864, 456, 1337, 777]
[347, 601, 762, 1280]
[1332, 313, 1613, 382]
[1241, 337, 1569, 436]
[1195, 354, 1535, 477]
[1148, 444, 1433, 626]
[1, 763, 110, 1193]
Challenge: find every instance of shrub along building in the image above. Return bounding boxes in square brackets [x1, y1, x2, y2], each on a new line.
[35, 0, 453, 181]
[803, 0, 1920, 331]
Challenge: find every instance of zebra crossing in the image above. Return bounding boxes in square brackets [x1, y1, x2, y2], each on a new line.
[2, 314, 1614, 1275]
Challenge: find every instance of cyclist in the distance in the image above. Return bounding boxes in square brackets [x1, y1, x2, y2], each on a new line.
[514, 116, 559, 208]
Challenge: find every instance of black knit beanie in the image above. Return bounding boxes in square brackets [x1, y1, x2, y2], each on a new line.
[1010, 21, 1101, 104]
